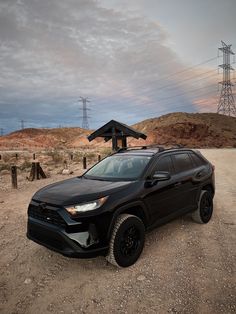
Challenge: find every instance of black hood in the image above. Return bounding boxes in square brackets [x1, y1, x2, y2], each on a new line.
[33, 177, 133, 206]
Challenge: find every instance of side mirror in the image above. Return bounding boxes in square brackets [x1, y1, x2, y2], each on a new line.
[153, 171, 171, 181]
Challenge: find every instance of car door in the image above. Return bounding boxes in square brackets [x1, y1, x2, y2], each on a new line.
[171, 152, 198, 211]
[143, 154, 181, 224]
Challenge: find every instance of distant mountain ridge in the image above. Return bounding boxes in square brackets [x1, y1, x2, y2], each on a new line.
[0, 112, 235, 150]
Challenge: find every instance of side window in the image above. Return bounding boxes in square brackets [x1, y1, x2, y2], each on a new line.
[173, 153, 193, 173]
[190, 152, 205, 167]
[155, 155, 173, 173]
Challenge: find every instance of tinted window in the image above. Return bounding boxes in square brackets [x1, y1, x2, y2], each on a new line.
[84, 155, 151, 180]
[190, 153, 205, 167]
[155, 156, 173, 173]
[173, 153, 193, 173]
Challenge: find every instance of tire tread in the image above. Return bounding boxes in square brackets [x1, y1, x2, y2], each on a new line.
[106, 214, 139, 267]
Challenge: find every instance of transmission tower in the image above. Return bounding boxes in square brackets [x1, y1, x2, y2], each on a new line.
[79, 97, 90, 129]
[217, 41, 236, 116]
[20, 119, 26, 129]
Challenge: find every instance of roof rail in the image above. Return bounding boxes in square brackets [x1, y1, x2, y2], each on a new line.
[117, 146, 148, 152]
[117, 145, 165, 152]
[116, 144, 184, 153]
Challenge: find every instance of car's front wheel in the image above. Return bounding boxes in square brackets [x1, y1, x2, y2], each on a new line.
[192, 190, 213, 224]
[106, 214, 145, 267]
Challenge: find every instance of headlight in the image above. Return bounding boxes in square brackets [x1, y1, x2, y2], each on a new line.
[65, 196, 108, 215]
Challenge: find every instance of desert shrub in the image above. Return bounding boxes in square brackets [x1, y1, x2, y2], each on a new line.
[73, 151, 84, 162]
[2, 153, 12, 163]
[19, 160, 32, 171]
[100, 147, 113, 156]
[0, 163, 10, 171]
[47, 150, 63, 163]
[86, 152, 96, 159]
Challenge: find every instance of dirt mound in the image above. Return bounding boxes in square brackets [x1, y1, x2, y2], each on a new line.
[132, 112, 236, 148]
[0, 112, 235, 150]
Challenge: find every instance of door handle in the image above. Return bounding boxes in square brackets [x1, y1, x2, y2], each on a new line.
[174, 182, 182, 187]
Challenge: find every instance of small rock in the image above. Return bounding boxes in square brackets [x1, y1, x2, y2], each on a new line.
[137, 275, 146, 281]
[62, 169, 70, 175]
[62, 169, 73, 175]
[24, 278, 32, 284]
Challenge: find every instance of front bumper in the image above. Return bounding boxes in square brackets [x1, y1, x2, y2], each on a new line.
[27, 199, 110, 259]
[27, 217, 109, 258]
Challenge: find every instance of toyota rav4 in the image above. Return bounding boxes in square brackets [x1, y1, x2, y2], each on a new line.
[27, 146, 215, 267]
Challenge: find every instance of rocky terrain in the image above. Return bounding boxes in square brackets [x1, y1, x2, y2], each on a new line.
[0, 112, 235, 150]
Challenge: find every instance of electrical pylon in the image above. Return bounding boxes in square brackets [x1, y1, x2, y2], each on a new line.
[217, 41, 236, 116]
[79, 97, 90, 129]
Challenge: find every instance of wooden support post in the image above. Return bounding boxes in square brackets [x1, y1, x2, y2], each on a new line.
[70, 153, 73, 161]
[15, 153, 18, 160]
[83, 156, 87, 169]
[98, 154, 101, 162]
[38, 164, 47, 178]
[36, 162, 40, 180]
[11, 166, 17, 189]
[33, 153, 36, 160]
[28, 161, 46, 181]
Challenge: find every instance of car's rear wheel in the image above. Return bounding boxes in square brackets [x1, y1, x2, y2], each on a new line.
[106, 214, 145, 267]
[192, 190, 213, 224]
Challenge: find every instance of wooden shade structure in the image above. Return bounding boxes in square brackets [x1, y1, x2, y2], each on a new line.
[87, 120, 147, 150]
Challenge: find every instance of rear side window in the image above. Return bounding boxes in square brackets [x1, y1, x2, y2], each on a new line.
[190, 152, 206, 167]
[173, 153, 193, 173]
[155, 155, 173, 173]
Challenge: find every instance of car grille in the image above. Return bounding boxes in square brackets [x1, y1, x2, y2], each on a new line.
[28, 203, 66, 228]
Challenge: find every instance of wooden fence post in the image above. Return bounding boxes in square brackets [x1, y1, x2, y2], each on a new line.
[83, 156, 87, 169]
[11, 166, 17, 189]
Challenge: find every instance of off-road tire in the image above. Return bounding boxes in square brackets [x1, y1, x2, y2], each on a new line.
[106, 214, 145, 267]
[192, 190, 213, 224]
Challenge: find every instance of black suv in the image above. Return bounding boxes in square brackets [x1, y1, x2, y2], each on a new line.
[27, 146, 215, 267]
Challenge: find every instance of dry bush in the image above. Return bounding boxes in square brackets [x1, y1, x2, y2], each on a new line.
[0, 163, 10, 172]
[19, 160, 32, 171]
[100, 147, 113, 156]
[47, 150, 63, 163]
[2, 153, 12, 163]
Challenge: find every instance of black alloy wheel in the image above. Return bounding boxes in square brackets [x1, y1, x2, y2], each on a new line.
[106, 214, 145, 267]
[192, 190, 213, 224]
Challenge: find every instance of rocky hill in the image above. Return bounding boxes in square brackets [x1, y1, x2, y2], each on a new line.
[132, 112, 236, 148]
[0, 127, 93, 150]
[0, 112, 235, 150]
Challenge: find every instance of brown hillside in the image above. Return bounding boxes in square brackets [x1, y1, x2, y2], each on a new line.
[132, 112, 236, 148]
[0, 127, 95, 150]
[0, 112, 235, 150]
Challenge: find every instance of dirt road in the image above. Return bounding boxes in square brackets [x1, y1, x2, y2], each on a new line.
[0, 149, 235, 314]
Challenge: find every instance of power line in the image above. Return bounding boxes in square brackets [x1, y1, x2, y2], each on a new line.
[158, 56, 218, 80]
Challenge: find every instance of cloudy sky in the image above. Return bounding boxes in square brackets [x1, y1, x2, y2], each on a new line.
[0, 0, 235, 133]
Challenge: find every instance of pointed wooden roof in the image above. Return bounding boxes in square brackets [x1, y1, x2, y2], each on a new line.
[87, 120, 147, 142]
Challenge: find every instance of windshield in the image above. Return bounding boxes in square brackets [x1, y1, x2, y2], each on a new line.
[84, 154, 151, 181]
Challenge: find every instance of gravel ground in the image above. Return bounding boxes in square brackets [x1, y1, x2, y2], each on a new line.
[0, 149, 235, 314]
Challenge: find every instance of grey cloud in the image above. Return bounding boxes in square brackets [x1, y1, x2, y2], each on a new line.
[0, 0, 210, 133]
